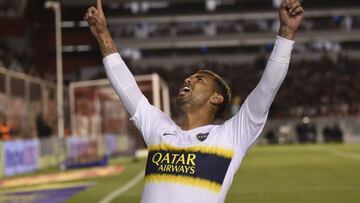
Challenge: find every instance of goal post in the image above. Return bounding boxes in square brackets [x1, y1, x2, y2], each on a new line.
[68, 73, 170, 157]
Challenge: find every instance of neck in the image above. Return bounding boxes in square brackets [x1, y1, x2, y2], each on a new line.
[180, 108, 215, 130]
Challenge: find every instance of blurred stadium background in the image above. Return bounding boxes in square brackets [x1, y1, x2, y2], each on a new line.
[0, 0, 360, 202]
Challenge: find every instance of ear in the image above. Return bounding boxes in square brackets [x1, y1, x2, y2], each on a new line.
[209, 93, 224, 105]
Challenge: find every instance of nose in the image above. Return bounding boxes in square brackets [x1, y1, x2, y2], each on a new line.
[184, 77, 191, 84]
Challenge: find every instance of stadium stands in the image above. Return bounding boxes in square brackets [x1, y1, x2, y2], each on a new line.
[0, 1, 359, 124]
[128, 53, 360, 119]
[1, 2, 360, 196]
[0, 0, 26, 17]
[109, 16, 360, 39]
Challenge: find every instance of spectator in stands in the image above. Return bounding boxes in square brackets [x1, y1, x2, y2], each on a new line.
[0, 115, 12, 141]
[323, 125, 332, 142]
[296, 117, 317, 143]
[265, 129, 277, 144]
[332, 124, 344, 142]
[36, 113, 52, 138]
[323, 123, 343, 143]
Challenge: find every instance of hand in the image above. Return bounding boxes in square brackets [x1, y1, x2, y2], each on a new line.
[278, 0, 304, 40]
[84, 0, 117, 57]
[84, 0, 108, 39]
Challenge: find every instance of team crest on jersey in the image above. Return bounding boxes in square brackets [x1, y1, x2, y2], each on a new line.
[196, 133, 209, 142]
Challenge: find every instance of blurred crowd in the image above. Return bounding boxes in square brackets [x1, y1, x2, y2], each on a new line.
[0, 113, 53, 141]
[265, 119, 344, 144]
[0, 43, 36, 74]
[278, 55, 360, 118]
[130, 53, 360, 119]
[0, 115, 12, 141]
[110, 16, 360, 39]
[0, 0, 23, 17]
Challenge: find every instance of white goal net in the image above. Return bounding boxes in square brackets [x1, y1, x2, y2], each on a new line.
[69, 73, 170, 157]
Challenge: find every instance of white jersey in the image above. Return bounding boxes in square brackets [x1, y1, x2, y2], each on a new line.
[103, 36, 294, 203]
[132, 95, 261, 203]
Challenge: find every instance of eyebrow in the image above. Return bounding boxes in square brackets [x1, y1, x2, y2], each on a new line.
[193, 74, 207, 81]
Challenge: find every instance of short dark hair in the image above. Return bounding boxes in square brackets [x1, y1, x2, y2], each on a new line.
[198, 70, 231, 119]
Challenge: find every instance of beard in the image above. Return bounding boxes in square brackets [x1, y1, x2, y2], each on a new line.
[176, 95, 187, 106]
[176, 93, 196, 112]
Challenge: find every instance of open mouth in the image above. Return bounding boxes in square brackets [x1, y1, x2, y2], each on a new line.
[179, 85, 191, 96]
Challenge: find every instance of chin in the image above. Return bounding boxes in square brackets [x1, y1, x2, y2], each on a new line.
[176, 95, 192, 107]
[176, 96, 185, 106]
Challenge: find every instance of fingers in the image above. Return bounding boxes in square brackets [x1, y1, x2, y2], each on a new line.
[84, 1, 106, 28]
[97, 0, 103, 12]
[87, 14, 100, 25]
[292, 6, 304, 16]
[289, 1, 300, 12]
[282, 0, 299, 9]
[87, 6, 97, 17]
[84, 14, 96, 25]
[282, 0, 303, 16]
[84, 6, 100, 25]
[280, 0, 288, 9]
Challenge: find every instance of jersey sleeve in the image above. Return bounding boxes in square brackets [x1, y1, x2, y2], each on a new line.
[223, 36, 294, 154]
[103, 53, 175, 146]
[130, 96, 176, 146]
[103, 53, 143, 116]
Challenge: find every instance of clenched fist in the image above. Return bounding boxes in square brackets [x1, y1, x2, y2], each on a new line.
[278, 0, 304, 40]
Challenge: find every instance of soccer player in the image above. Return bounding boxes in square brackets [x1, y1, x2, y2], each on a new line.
[85, 0, 304, 202]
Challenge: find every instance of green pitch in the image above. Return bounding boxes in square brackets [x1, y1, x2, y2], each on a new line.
[63, 144, 360, 203]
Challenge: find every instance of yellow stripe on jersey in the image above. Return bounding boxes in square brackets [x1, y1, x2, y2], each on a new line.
[148, 144, 234, 159]
[145, 174, 222, 193]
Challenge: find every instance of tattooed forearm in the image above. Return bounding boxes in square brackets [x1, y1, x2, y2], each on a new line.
[278, 26, 296, 40]
[97, 32, 118, 57]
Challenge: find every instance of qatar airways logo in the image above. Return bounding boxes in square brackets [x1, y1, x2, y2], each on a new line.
[151, 152, 196, 175]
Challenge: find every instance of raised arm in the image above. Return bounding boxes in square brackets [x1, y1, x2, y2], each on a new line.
[85, 0, 143, 116]
[247, 0, 304, 120]
[224, 0, 304, 153]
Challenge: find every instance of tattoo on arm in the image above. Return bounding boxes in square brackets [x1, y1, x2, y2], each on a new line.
[279, 26, 295, 40]
[97, 32, 118, 57]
